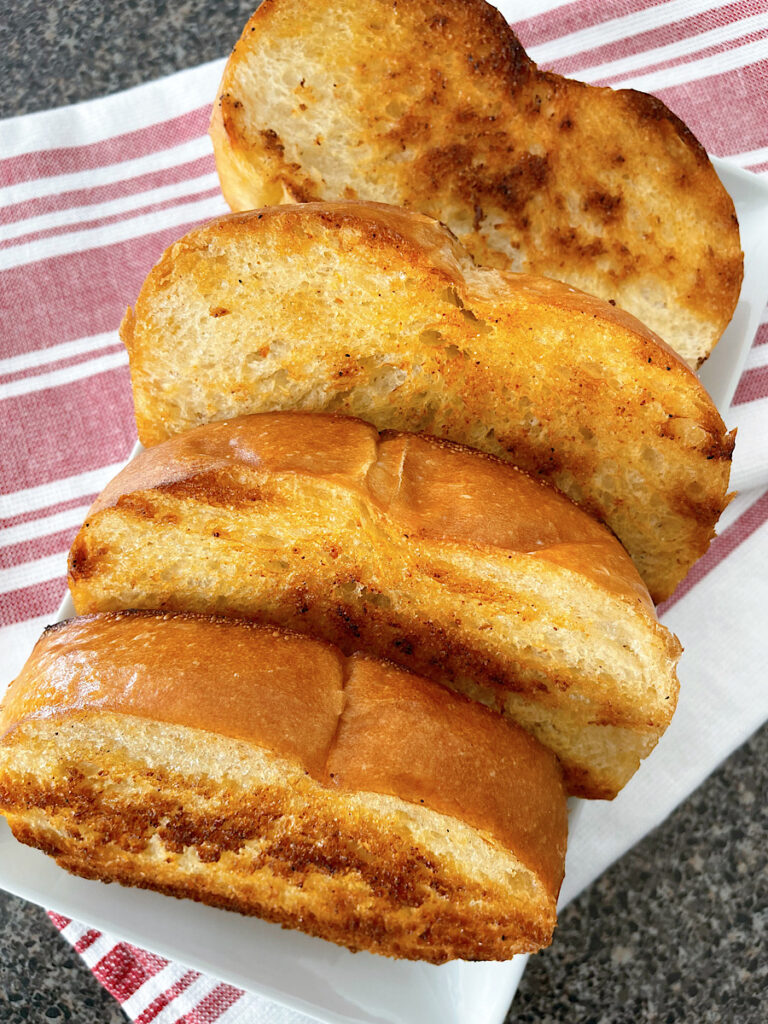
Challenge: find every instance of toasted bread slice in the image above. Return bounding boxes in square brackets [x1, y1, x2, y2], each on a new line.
[67, 413, 682, 799]
[121, 202, 733, 602]
[210, 0, 743, 367]
[0, 612, 567, 962]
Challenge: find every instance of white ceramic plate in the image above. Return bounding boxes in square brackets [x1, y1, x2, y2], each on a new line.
[1, 158, 767, 1024]
[699, 159, 768, 414]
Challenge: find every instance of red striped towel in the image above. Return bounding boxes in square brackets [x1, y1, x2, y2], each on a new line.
[2, 2, 767, 1021]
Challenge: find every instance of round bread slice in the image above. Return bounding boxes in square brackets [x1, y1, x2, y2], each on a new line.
[67, 412, 682, 799]
[0, 612, 568, 963]
[120, 201, 734, 602]
[210, 0, 743, 367]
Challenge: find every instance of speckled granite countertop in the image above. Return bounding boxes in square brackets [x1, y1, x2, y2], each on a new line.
[1, 3, 766, 1022]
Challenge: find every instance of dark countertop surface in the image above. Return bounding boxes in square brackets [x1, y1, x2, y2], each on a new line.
[1, 3, 766, 1022]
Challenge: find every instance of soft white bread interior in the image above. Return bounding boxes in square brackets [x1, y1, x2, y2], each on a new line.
[0, 612, 567, 962]
[210, 0, 743, 367]
[67, 413, 682, 799]
[120, 202, 734, 603]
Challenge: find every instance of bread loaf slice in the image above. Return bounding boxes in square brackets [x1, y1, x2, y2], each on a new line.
[67, 413, 682, 799]
[121, 201, 733, 602]
[210, 0, 743, 367]
[0, 612, 567, 962]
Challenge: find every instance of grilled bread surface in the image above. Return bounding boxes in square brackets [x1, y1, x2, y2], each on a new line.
[121, 202, 734, 602]
[210, 0, 743, 366]
[67, 413, 682, 799]
[0, 612, 567, 962]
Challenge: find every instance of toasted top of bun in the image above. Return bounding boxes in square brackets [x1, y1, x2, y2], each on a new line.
[1, 611, 566, 885]
[68, 413, 681, 799]
[87, 412, 653, 610]
[0, 612, 567, 960]
[121, 203, 734, 601]
[210, 0, 742, 366]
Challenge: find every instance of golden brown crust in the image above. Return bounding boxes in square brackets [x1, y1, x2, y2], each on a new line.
[335, 655, 567, 895]
[3, 778, 554, 961]
[210, 0, 743, 365]
[0, 612, 567, 960]
[0, 612, 566, 868]
[122, 201, 734, 601]
[66, 413, 682, 798]
[82, 411, 652, 610]
[2, 613, 345, 776]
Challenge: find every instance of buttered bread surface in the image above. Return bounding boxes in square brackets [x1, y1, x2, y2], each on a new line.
[210, 0, 743, 367]
[121, 202, 733, 603]
[68, 413, 682, 799]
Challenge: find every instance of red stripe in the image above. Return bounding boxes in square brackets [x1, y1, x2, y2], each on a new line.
[0, 368, 134, 496]
[596, 31, 768, 87]
[649, 62, 768, 157]
[73, 928, 101, 954]
[511, 0, 668, 48]
[548, 2, 750, 77]
[0, 187, 222, 251]
[131, 944, 171, 973]
[754, 323, 768, 346]
[733, 365, 768, 405]
[0, 222, 210, 360]
[47, 911, 71, 930]
[659, 487, 768, 614]
[0, 106, 209, 188]
[134, 970, 199, 1024]
[0, 343, 124, 386]
[747, 159, 768, 173]
[2, 494, 99, 530]
[2, 493, 98, 528]
[0, 578, 66, 628]
[91, 942, 169, 1003]
[0, 528, 76, 572]
[175, 984, 243, 1024]
[2, 154, 215, 225]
